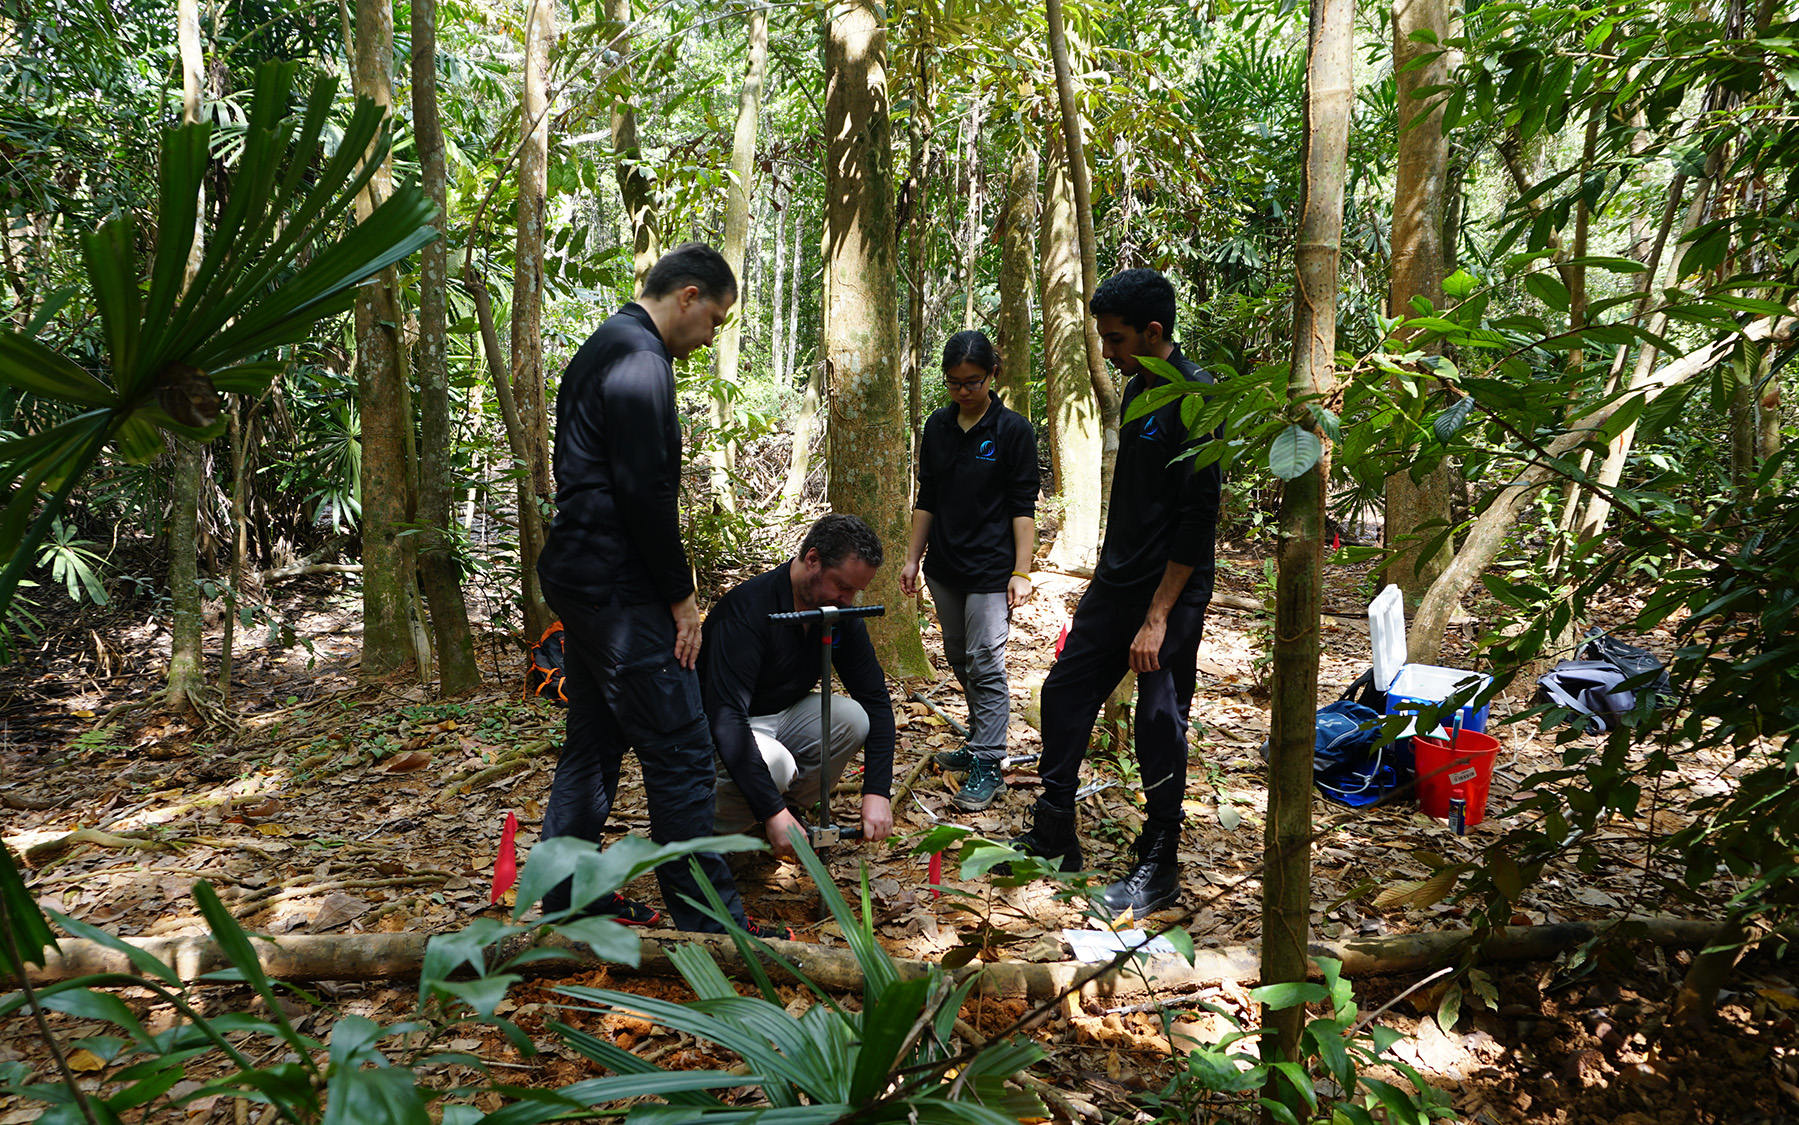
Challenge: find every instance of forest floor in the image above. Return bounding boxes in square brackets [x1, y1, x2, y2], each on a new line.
[1, 533, 1796, 1124]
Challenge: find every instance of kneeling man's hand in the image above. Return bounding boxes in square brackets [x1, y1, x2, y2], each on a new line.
[860, 794, 893, 842]
[765, 808, 804, 863]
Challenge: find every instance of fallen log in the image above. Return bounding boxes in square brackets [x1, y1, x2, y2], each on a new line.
[11, 916, 1736, 998]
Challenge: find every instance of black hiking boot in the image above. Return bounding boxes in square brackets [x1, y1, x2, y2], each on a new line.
[1099, 818, 1182, 918]
[1008, 798, 1083, 871]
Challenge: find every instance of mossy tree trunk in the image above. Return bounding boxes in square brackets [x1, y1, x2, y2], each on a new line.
[412, 0, 480, 693]
[511, 0, 556, 643]
[1263, 0, 1352, 1111]
[1040, 127, 1101, 575]
[822, 0, 929, 677]
[995, 142, 1036, 422]
[352, 0, 424, 676]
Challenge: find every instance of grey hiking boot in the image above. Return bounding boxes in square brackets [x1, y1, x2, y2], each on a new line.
[951, 756, 1006, 811]
[933, 745, 977, 772]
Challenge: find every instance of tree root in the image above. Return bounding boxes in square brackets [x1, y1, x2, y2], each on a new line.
[441, 741, 556, 796]
[23, 828, 173, 869]
[228, 874, 451, 918]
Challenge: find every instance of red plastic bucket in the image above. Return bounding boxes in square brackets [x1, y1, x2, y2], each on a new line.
[1412, 729, 1502, 826]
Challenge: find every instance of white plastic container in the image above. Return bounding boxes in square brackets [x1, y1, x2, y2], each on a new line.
[1368, 584, 1491, 737]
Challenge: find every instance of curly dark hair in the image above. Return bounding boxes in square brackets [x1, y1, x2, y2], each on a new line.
[799, 513, 884, 570]
[1090, 268, 1177, 337]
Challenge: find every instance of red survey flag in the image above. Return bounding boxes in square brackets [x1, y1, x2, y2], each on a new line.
[491, 811, 519, 903]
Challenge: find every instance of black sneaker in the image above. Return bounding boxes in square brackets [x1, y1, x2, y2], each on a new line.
[587, 892, 662, 927]
[933, 745, 976, 772]
[951, 756, 1005, 811]
[744, 917, 793, 941]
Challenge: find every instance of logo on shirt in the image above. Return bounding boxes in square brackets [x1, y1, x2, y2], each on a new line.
[977, 439, 996, 461]
[1141, 415, 1162, 441]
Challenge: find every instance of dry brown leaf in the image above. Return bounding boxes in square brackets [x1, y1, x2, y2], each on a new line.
[386, 751, 432, 773]
[310, 893, 372, 932]
[240, 797, 281, 819]
[66, 1049, 105, 1072]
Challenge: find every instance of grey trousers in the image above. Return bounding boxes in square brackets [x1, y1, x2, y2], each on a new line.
[714, 692, 872, 834]
[925, 577, 1012, 762]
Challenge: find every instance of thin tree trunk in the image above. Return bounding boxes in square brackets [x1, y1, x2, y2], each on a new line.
[771, 182, 787, 390]
[905, 46, 932, 448]
[352, 0, 424, 676]
[1264, 0, 1352, 1106]
[779, 363, 820, 513]
[959, 94, 984, 330]
[822, 0, 929, 676]
[996, 142, 1036, 422]
[166, 0, 207, 714]
[606, 0, 660, 293]
[1382, 0, 1452, 608]
[413, 0, 480, 692]
[785, 214, 803, 382]
[711, 5, 769, 513]
[1040, 127, 1102, 574]
[218, 399, 248, 705]
[1043, 0, 1120, 508]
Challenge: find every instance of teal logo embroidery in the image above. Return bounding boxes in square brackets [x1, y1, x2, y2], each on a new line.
[1142, 415, 1162, 440]
[977, 439, 996, 460]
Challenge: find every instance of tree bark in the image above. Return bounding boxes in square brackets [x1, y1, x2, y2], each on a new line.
[904, 46, 933, 448]
[606, 0, 660, 294]
[958, 94, 984, 330]
[1264, 0, 1352, 1105]
[995, 142, 1037, 422]
[352, 0, 424, 676]
[509, 0, 557, 645]
[771, 182, 788, 391]
[1041, 128, 1102, 574]
[779, 362, 821, 513]
[166, 0, 207, 715]
[1382, 0, 1453, 608]
[710, 6, 769, 513]
[822, 0, 929, 676]
[413, 0, 480, 693]
[1043, 0, 1119, 507]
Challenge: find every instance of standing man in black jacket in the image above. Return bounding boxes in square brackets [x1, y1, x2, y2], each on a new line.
[535, 242, 759, 935]
[1012, 268, 1221, 918]
[703, 514, 897, 862]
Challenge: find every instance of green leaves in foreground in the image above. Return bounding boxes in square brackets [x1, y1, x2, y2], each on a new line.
[0, 58, 439, 642]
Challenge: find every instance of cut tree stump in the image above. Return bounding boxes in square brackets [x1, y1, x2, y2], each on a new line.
[10, 917, 1739, 998]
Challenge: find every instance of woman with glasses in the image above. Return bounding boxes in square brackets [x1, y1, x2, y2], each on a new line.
[898, 330, 1040, 810]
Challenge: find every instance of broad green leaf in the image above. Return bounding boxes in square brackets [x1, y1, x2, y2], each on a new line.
[1249, 981, 1330, 1008]
[0, 839, 59, 969]
[1442, 268, 1479, 299]
[1524, 272, 1570, 312]
[0, 333, 117, 407]
[1268, 424, 1322, 480]
[1432, 395, 1477, 443]
[1436, 982, 1463, 1033]
[321, 1065, 429, 1125]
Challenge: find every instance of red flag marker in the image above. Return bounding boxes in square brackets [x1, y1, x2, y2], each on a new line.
[927, 850, 942, 899]
[1055, 622, 1069, 658]
[491, 811, 519, 903]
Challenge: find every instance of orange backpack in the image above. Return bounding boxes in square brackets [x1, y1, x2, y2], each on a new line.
[524, 621, 569, 705]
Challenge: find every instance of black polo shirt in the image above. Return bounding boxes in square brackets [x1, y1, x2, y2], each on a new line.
[1092, 343, 1221, 607]
[699, 563, 897, 823]
[537, 303, 694, 607]
[914, 393, 1039, 592]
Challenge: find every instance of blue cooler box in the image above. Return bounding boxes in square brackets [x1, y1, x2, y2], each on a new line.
[1368, 585, 1491, 736]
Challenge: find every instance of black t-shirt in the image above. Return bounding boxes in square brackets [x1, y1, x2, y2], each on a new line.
[915, 393, 1039, 592]
[1091, 343, 1222, 606]
[536, 304, 694, 606]
[699, 563, 897, 823]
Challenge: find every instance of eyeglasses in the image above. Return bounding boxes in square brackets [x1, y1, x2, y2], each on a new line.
[943, 375, 990, 392]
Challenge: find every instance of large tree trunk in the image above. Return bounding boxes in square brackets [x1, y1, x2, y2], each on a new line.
[1040, 128, 1102, 574]
[1043, 0, 1119, 509]
[710, 7, 769, 513]
[1264, 0, 1352, 1107]
[413, 0, 480, 693]
[1381, 0, 1452, 608]
[904, 46, 932, 448]
[166, 0, 207, 715]
[957, 94, 984, 330]
[822, 0, 929, 677]
[352, 0, 424, 676]
[995, 142, 1036, 422]
[509, 0, 556, 644]
[606, 0, 660, 294]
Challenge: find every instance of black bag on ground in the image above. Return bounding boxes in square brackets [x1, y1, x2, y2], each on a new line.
[525, 621, 569, 706]
[1576, 629, 1673, 703]
[1536, 630, 1670, 731]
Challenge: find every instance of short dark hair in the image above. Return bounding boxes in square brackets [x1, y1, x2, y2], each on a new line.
[799, 513, 884, 570]
[642, 242, 738, 303]
[1090, 268, 1177, 337]
[941, 329, 999, 374]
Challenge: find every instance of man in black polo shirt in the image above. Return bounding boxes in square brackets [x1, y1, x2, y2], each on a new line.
[1013, 268, 1220, 918]
[535, 242, 761, 935]
[702, 514, 897, 861]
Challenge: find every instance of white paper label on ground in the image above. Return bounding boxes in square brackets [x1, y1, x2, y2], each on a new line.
[1060, 928, 1181, 963]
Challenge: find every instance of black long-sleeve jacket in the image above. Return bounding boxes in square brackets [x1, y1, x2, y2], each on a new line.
[536, 304, 694, 606]
[699, 564, 896, 823]
[1091, 343, 1222, 607]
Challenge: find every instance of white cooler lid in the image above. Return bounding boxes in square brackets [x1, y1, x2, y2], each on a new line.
[1368, 584, 1407, 692]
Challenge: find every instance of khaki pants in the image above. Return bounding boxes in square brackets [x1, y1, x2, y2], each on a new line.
[714, 692, 870, 834]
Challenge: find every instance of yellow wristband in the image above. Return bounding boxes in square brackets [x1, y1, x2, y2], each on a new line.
[1012, 571, 1031, 580]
